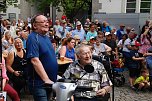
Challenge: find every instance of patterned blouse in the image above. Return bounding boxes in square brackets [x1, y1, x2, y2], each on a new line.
[63, 60, 112, 91]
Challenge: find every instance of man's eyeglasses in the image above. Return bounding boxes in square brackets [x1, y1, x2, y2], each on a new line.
[35, 20, 49, 23]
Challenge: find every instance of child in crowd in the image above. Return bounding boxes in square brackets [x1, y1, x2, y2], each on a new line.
[128, 40, 145, 89]
[133, 69, 150, 90]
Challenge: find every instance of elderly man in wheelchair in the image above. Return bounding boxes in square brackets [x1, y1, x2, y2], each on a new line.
[63, 44, 112, 101]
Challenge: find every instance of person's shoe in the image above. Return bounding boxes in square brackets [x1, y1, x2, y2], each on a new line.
[130, 86, 136, 90]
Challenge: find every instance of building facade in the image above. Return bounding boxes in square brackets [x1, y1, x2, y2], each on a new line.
[92, 0, 152, 18]
[0, 0, 40, 21]
[92, 0, 152, 33]
[1, 0, 152, 21]
[0, 0, 21, 20]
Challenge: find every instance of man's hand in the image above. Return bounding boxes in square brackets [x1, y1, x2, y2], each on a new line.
[44, 79, 54, 84]
[96, 88, 107, 96]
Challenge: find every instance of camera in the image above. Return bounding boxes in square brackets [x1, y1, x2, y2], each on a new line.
[18, 71, 24, 76]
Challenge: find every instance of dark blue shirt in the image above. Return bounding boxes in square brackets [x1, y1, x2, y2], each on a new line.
[26, 32, 58, 85]
[129, 50, 140, 68]
[65, 46, 75, 61]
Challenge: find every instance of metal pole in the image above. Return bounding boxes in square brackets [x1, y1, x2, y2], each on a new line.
[0, 17, 2, 63]
[150, 0, 152, 19]
[52, 6, 56, 26]
[0, 15, 3, 92]
[108, 57, 114, 101]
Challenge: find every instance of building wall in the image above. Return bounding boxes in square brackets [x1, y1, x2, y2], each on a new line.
[1, 0, 40, 21]
[2, 0, 152, 22]
[93, 0, 152, 14]
[92, 0, 152, 31]
[6, 5, 20, 20]
[20, 0, 31, 21]
[98, 0, 122, 13]
[20, 0, 40, 21]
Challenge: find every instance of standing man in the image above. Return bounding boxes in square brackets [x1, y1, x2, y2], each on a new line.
[26, 14, 58, 101]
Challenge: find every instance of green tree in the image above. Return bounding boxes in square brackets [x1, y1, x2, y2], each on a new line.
[27, 0, 92, 20]
[60, 0, 91, 20]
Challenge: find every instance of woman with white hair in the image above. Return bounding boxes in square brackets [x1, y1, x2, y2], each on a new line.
[6, 37, 26, 96]
[2, 30, 14, 52]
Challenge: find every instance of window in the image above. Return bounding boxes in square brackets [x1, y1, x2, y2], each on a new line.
[127, 3, 136, 8]
[140, 0, 151, 13]
[126, 0, 136, 13]
[126, 9, 136, 13]
[9, 13, 16, 21]
[127, 0, 136, 2]
[141, 0, 151, 1]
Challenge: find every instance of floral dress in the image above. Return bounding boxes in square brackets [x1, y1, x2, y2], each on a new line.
[139, 34, 152, 54]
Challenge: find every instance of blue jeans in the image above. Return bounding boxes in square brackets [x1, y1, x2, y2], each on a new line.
[146, 56, 152, 82]
[28, 81, 52, 101]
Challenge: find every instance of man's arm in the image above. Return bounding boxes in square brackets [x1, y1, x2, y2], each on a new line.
[143, 53, 152, 56]
[132, 56, 145, 61]
[31, 57, 54, 84]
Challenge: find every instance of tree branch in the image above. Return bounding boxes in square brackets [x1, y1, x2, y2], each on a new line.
[70, 1, 86, 19]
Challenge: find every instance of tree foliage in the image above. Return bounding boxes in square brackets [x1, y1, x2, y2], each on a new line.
[60, 0, 91, 19]
[27, 0, 92, 20]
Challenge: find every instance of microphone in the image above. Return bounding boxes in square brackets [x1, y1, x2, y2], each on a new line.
[76, 64, 94, 82]
[84, 64, 94, 73]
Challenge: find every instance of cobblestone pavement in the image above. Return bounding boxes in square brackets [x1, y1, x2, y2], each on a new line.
[113, 70, 152, 101]
[114, 84, 152, 101]
[20, 70, 152, 101]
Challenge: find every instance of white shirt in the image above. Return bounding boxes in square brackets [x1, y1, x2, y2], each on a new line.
[94, 43, 106, 55]
[122, 38, 132, 52]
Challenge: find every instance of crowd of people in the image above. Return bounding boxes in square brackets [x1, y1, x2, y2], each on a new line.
[0, 14, 152, 101]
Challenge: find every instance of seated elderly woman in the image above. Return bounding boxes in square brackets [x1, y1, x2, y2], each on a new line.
[93, 37, 112, 56]
[2, 30, 14, 52]
[59, 37, 76, 61]
[63, 44, 112, 101]
[6, 37, 26, 96]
